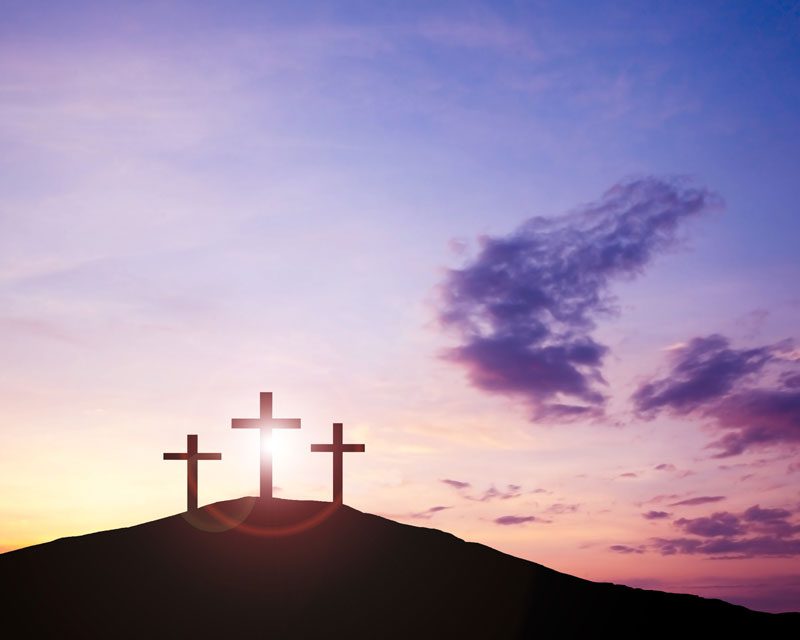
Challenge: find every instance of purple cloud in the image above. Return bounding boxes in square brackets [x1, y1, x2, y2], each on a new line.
[641, 493, 682, 505]
[668, 496, 726, 507]
[618, 472, 638, 479]
[441, 478, 471, 490]
[494, 515, 542, 526]
[438, 177, 716, 420]
[652, 536, 800, 558]
[781, 372, 800, 388]
[707, 387, 800, 457]
[643, 511, 671, 520]
[633, 335, 774, 415]
[441, 479, 525, 502]
[742, 505, 800, 537]
[675, 512, 744, 537]
[647, 504, 800, 558]
[654, 463, 694, 477]
[609, 544, 645, 554]
[472, 484, 523, 501]
[743, 505, 792, 522]
[633, 334, 800, 457]
[407, 506, 452, 520]
[545, 503, 580, 514]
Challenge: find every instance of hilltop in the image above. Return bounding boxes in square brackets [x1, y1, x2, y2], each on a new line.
[1, 497, 796, 638]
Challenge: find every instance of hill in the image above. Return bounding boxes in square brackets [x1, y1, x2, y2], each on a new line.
[1, 497, 797, 638]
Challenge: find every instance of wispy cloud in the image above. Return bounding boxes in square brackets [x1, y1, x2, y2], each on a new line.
[440, 478, 526, 501]
[668, 496, 726, 507]
[544, 503, 580, 515]
[610, 544, 645, 554]
[494, 515, 545, 526]
[441, 478, 471, 490]
[403, 506, 452, 520]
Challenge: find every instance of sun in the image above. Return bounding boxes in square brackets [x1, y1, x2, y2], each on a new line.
[261, 431, 298, 466]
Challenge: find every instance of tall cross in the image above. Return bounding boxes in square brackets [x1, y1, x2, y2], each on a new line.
[231, 392, 301, 499]
[163, 434, 222, 511]
[311, 423, 365, 504]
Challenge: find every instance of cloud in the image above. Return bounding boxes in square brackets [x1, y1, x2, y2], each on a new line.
[652, 462, 694, 478]
[406, 506, 452, 520]
[675, 512, 744, 537]
[609, 544, 645, 554]
[668, 496, 726, 507]
[473, 485, 523, 501]
[633, 335, 774, 415]
[545, 503, 580, 514]
[437, 177, 717, 420]
[640, 493, 682, 506]
[718, 455, 787, 471]
[618, 472, 638, 479]
[643, 511, 671, 520]
[441, 479, 525, 501]
[649, 504, 800, 559]
[783, 373, 800, 389]
[440, 478, 471, 490]
[743, 505, 792, 522]
[494, 515, 544, 526]
[742, 505, 800, 537]
[633, 334, 800, 457]
[652, 537, 800, 559]
[707, 387, 800, 457]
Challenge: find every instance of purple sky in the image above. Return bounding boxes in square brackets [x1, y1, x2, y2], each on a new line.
[1, 1, 798, 613]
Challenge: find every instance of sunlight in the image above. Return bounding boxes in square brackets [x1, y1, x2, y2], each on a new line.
[261, 432, 297, 467]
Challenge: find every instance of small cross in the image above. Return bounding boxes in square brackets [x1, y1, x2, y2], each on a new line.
[311, 423, 365, 504]
[163, 434, 221, 511]
[231, 392, 301, 499]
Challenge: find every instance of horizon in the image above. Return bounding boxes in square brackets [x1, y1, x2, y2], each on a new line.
[1, 1, 798, 614]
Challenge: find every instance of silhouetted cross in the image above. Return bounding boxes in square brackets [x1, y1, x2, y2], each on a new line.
[311, 423, 365, 503]
[163, 434, 221, 511]
[232, 392, 301, 499]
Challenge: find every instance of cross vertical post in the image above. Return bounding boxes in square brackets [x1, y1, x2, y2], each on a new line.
[163, 434, 222, 511]
[311, 422, 365, 503]
[231, 392, 301, 499]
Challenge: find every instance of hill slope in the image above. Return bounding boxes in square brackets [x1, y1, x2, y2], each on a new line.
[1, 497, 796, 638]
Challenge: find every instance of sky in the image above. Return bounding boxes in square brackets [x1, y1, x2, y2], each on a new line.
[1, 0, 799, 613]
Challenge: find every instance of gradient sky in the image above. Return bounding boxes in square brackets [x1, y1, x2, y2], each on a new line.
[1, 0, 799, 613]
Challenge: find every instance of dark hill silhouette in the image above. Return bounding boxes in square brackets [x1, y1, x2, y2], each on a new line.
[1, 497, 797, 638]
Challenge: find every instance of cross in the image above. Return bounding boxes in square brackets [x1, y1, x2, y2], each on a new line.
[163, 434, 222, 511]
[231, 392, 301, 499]
[311, 423, 365, 504]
